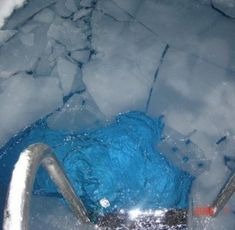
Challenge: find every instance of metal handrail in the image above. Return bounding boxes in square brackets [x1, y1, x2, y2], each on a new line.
[3, 143, 91, 230]
[211, 171, 235, 216]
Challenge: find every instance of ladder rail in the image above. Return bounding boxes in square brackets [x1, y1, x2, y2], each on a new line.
[3, 143, 91, 230]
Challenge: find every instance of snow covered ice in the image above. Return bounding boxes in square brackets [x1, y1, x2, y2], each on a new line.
[1, 0, 235, 229]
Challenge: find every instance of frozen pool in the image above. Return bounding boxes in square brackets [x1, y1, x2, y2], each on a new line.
[0, 0, 235, 229]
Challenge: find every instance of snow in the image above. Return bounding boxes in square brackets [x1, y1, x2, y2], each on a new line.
[0, 0, 26, 28]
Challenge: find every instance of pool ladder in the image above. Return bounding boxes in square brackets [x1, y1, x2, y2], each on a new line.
[3, 143, 235, 229]
[3, 144, 92, 230]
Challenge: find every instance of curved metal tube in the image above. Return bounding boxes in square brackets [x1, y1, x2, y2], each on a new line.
[211, 171, 235, 216]
[3, 143, 91, 230]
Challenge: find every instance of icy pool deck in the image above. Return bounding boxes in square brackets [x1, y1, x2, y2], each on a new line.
[1, 0, 235, 229]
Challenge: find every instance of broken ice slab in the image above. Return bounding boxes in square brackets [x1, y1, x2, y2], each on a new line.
[212, 0, 235, 18]
[72, 8, 92, 21]
[3, 0, 57, 29]
[83, 10, 167, 117]
[53, 0, 73, 18]
[158, 126, 211, 177]
[47, 92, 106, 132]
[80, 0, 94, 7]
[35, 55, 55, 77]
[0, 23, 49, 78]
[47, 20, 88, 51]
[70, 50, 90, 64]
[147, 47, 235, 158]
[113, 0, 235, 72]
[0, 30, 17, 46]
[56, 56, 85, 96]
[96, 0, 133, 22]
[48, 40, 66, 62]
[33, 8, 55, 24]
[0, 73, 63, 147]
[65, 0, 78, 13]
[20, 33, 34, 46]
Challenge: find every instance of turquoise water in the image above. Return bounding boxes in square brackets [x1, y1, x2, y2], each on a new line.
[0, 111, 193, 217]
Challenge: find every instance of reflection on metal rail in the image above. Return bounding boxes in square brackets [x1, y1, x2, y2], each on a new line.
[3, 143, 91, 230]
[211, 171, 235, 216]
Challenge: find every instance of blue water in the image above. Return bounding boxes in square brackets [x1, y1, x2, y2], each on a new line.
[0, 111, 193, 217]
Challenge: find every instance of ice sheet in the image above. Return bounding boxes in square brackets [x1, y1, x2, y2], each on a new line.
[0, 73, 63, 147]
[83, 3, 167, 117]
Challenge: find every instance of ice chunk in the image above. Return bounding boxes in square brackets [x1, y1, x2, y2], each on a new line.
[148, 48, 235, 157]
[96, 0, 133, 21]
[113, 0, 235, 72]
[83, 10, 166, 117]
[0, 30, 17, 46]
[47, 92, 106, 131]
[65, 0, 78, 13]
[80, 0, 93, 7]
[56, 56, 85, 96]
[54, 0, 73, 18]
[0, 23, 49, 78]
[47, 20, 87, 51]
[48, 41, 66, 62]
[3, 0, 57, 29]
[30, 196, 86, 230]
[0, 73, 63, 146]
[35, 55, 55, 77]
[33, 8, 55, 24]
[72, 8, 92, 21]
[19, 21, 39, 33]
[70, 50, 90, 63]
[159, 126, 211, 177]
[212, 0, 235, 18]
[19, 32, 34, 46]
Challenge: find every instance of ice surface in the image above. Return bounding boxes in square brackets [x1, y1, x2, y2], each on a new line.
[47, 92, 106, 132]
[73, 8, 92, 21]
[56, 56, 85, 96]
[54, 0, 73, 18]
[113, 0, 235, 72]
[0, 29, 17, 46]
[20, 32, 34, 46]
[0, 73, 63, 147]
[70, 50, 90, 64]
[83, 5, 166, 117]
[33, 8, 55, 24]
[65, 0, 78, 12]
[212, 0, 235, 18]
[0, 23, 49, 78]
[30, 196, 95, 230]
[80, 0, 93, 7]
[47, 20, 87, 51]
[0, 0, 235, 229]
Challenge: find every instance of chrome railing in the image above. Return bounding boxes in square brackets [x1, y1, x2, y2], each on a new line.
[3, 143, 91, 230]
[211, 171, 235, 216]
